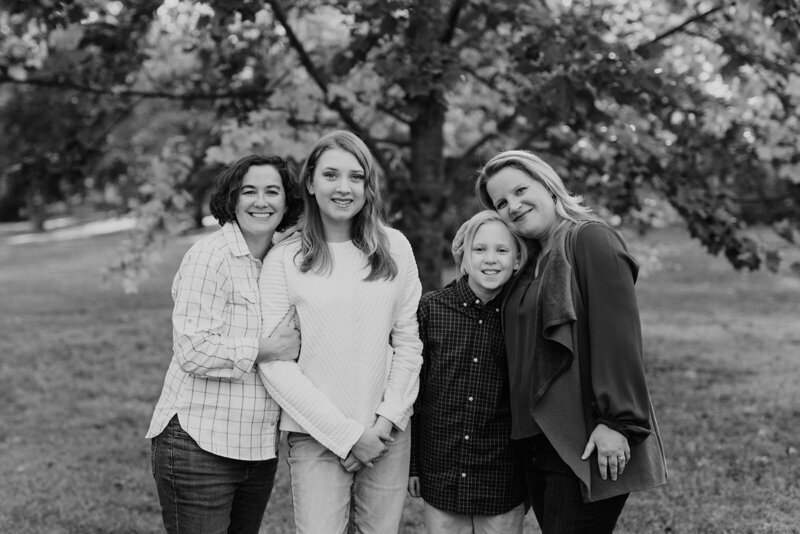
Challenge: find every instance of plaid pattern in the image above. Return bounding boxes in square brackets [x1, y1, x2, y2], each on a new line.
[146, 223, 280, 461]
[411, 276, 525, 516]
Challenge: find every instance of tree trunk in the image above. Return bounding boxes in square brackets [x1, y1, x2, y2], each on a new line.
[26, 175, 46, 233]
[399, 1, 448, 293]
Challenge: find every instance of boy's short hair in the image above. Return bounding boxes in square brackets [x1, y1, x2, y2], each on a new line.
[451, 210, 528, 275]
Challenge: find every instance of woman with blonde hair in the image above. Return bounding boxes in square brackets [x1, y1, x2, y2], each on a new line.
[475, 150, 667, 533]
[258, 130, 423, 534]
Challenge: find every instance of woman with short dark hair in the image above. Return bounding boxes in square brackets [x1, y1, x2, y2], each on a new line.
[147, 154, 303, 534]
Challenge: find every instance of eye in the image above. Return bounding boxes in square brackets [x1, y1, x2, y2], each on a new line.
[514, 186, 527, 196]
[497, 247, 510, 254]
[323, 171, 337, 179]
[350, 173, 365, 181]
[266, 189, 281, 196]
[472, 246, 485, 253]
[495, 199, 507, 210]
[241, 189, 255, 196]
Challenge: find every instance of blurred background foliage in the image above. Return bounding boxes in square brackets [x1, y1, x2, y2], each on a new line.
[1, 0, 799, 290]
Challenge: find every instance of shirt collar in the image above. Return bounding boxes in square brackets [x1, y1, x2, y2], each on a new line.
[221, 222, 252, 258]
[449, 275, 504, 310]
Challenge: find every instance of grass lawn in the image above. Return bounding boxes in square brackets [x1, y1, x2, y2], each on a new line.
[0, 224, 798, 533]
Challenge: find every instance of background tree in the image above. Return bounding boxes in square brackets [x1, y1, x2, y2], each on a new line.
[1, 0, 798, 289]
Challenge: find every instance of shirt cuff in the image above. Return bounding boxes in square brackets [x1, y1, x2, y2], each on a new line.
[233, 338, 259, 377]
[376, 403, 413, 432]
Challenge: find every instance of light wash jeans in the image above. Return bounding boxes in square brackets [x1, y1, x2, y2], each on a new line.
[287, 428, 410, 534]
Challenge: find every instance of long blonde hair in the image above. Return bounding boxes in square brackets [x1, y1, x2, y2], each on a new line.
[296, 130, 397, 281]
[476, 150, 601, 225]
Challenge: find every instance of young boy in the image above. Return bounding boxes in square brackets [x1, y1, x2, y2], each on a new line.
[408, 210, 528, 534]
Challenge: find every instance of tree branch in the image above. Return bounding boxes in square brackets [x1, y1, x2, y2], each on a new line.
[441, 0, 468, 44]
[0, 74, 276, 101]
[636, 3, 724, 54]
[265, 0, 391, 174]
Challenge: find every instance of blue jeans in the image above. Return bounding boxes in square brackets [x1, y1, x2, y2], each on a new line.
[516, 434, 628, 534]
[287, 428, 410, 534]
[151, 416, 278, 534]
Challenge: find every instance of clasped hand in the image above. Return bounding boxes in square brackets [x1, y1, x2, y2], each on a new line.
[341, 417, 394, 473]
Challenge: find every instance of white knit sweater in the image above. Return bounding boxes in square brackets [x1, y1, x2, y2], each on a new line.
[258, 227, 423, 458]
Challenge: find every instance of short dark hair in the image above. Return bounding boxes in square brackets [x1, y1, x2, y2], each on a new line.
[208, 154, 302, 232]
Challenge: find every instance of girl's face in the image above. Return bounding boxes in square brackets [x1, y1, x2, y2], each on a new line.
[307, 148, 366, 240]
[235, 164, 286, 243]
[485, 166, 557, 242]
[465, 220, 520, 302]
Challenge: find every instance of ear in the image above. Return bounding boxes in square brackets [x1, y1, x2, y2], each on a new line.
[306, 178, 315, 195]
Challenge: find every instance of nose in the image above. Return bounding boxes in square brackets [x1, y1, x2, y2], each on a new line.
[254, 193, 268, 206]
[335, 177, 351, 193]
[484, 250, 499, 264]
[507, 197, 521, 214]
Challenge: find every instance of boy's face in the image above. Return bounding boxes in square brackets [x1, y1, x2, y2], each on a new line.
[465, 220, 520, 302]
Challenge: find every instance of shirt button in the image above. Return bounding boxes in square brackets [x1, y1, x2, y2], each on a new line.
[468, 396, 474, 402]
[475, 299, 480, 304]
[495, 308, 500, 312]
[478, 319, 483, 325]
[461, 473, 467, 478]
[464, 435, 470, 440]
[463, 302, 468, 307]
[473, 358, 478, 363]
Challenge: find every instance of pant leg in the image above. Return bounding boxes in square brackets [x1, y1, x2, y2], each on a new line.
[152, 416, 254, 534]
[423, 502, 474, 534]
[515, 434, 629, 534]
[287, 432, 352, 534]
[473, 503, 525, 534]
[228, 457, 278, 534]
[351, 427, 410, 534]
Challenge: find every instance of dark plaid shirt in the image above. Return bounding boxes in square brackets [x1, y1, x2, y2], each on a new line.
[410, 276, 525, 516]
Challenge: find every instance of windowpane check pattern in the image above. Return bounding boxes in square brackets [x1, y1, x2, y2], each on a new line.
[146, 223, 280, 460]
[411, 276, 525, 516]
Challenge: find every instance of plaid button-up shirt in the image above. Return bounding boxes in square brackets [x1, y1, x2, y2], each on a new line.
[410, 276, 525, 516]
[146, 222, 280, 460]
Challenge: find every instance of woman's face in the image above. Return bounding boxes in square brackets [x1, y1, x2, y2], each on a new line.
[485, 166, 557, 242]
[307, 148, 367, 238]
[235, 164, 286, 241]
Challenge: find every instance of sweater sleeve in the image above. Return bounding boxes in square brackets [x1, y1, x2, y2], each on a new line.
[574, 223, 652, 445]
[171, 242, 257, 380]
[375, 233, 424, 430]
[257, 244, 365, 458]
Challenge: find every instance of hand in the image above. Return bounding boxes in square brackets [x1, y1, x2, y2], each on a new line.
[407, 476, 421, 498]
[339, 453, 364, 473]
[581, 423, 630, 481]
[372, 415, 394, 438]
[256, 307, 300, 364]
[350, 425, 392, 467]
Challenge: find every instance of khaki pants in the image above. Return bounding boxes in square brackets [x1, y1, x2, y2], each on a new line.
[423, 502, 525, 534]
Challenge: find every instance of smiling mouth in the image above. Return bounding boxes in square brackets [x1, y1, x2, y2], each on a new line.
[249, 212, 274, 218]
[332, 199, 352, 206]
[513, 210, 531, 222]
[482, 269, 501, 275]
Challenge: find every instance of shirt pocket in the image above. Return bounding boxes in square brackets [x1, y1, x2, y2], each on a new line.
[226, 288, 261, 337]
